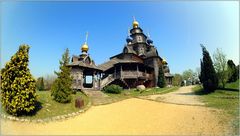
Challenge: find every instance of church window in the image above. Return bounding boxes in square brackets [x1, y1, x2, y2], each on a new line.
[123, 47, 128, 53]
[138, 36, 142, 42]
[147, 47, 150, 52]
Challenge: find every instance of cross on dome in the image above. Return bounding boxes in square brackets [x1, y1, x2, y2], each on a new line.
[132, 16, 139, 28]
[81, 32, 89, 53]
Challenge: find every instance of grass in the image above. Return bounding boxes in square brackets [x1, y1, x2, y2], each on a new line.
[225, 80, 239, 90]
[105, 86, 179, 100]
[192, 80, 239, 135]
[128, 86, 179, 96]
[1, 90, 89, 120]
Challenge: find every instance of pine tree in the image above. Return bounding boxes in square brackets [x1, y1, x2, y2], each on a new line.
[199, 60, 204, 83]
[227, 60, 238, 82]
[237, 65, 239, 79]
[51, 48, 72, 103]
[158, 65, 166, 88]
[1, 45, 37, 116]
[200, 44, 218, 92]
[36, 77, 45, 91]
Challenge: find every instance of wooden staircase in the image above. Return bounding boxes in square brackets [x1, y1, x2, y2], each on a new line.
[120, 78, 129, 89]
[100, 74, 130, 89]
[100, 74, 115, 89]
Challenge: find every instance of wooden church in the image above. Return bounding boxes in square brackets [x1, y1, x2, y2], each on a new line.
[68, 19, 173, 90]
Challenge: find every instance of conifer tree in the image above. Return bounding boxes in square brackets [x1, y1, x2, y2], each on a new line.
[51, 48, 72, 103]
[227, 60, 238, 82]
[200, 44, 218, 92]
[1, 45, 37, 116]
[158, 65, 166, 88]
[199, 60, 204, 83]
[237, 65, 239, 79]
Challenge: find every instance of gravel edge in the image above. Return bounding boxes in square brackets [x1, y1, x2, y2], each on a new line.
[0, 92, 92, 123]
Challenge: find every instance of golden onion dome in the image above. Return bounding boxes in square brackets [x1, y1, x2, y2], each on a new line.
[81, 42, 89, 52]
[133, 20, 139, 28]
[162, 59, 167, 64]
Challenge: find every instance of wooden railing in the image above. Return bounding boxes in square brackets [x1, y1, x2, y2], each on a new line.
[100, 71, 153, 89]
[100, 74, 114, 89]
[116, 71, 152, 79]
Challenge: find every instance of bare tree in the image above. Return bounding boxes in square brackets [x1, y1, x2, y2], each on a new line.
[172, 73, 183, 86]
[196, 67, 200, 78]
[43, 74, 57, 90]
[213, 48, 227, 88]
[182, 69, 195, 85]
[182, 69, 194, 80]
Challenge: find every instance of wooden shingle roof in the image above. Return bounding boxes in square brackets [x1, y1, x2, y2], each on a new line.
[68, 61, 101, 70]
[164, 73, 174, 77]
[97, 57, 143, 71]
[68, 55, 102, 71]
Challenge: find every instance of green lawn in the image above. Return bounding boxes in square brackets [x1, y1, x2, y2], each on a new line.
[225, 80, 239, 90]
[1, 90, 89, 120]
[105, 86, 179, 100]
[193, 80, 239, 135]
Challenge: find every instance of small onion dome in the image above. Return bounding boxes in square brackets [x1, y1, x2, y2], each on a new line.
[126, 36, 132, 43]
[81, 42, 89, 52]
[147, 38, 153, 44]
[133, 20, 139, 28]
[162, 59, 167, 64]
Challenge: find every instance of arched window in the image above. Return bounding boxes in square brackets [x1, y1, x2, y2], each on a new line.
[138, 36, 142, 42]
[123, 47, 128, 53]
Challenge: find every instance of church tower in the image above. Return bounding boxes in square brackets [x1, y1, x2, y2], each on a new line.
[123, 18, 162, 87]
[123, 17, 159, 58]
[68, 32, 102, 90]
[124, 17, 149, 57]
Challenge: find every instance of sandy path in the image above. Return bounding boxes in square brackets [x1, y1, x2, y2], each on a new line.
[1, 98, 228, 135]
[140, 86, 205, 106]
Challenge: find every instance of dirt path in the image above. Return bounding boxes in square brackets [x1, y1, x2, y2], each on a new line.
[139, 86, 205, 106]
[83, 89, 111, 105]
[1, 87, 229, 135]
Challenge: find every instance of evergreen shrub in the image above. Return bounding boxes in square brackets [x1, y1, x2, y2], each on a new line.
[1, 45, 37, 116]
[103, 84, 123, 94]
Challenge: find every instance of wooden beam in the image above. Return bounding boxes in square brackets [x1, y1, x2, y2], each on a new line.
[137, 64, 139, 77]
[120, 65, 122, 79]
[114, 66, 116, 78]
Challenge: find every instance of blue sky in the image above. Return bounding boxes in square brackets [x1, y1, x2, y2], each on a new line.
[1, 1, 239, 78]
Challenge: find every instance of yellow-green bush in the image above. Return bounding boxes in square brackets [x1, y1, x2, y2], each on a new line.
[1, 45, 37, 116]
